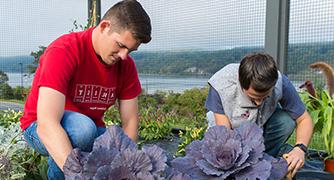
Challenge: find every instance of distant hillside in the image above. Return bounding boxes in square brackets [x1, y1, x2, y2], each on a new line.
[131, 46, 262, 75]
[131, 41, 334, 75]
[286, 41, 334, 75]
[1, 41, 333, 76]
[0, 56, 34, 73]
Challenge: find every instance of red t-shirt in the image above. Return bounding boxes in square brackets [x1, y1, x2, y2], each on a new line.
[20, 28, 142, 130]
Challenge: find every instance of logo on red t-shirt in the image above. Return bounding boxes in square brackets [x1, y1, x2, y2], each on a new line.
[74, 84, 116, 104]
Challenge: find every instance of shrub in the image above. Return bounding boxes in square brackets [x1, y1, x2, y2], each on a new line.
[0, 123, 27, 179]
[0, 110, 48, 179]
[176, 126, 206, 156]
[139, 107, 174, 141]
[0, 109, 22, 128]
[301, 90, 334, 159]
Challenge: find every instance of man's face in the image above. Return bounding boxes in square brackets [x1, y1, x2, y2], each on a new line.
[99, 27, 140, 65]
[243, 86, 273, 106]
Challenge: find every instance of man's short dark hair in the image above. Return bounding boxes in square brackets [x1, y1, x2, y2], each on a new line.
[102, 0, 151, 43]
[238, 53, 278, 92]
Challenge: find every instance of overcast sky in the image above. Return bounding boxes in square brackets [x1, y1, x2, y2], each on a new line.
[0, 0, 333, 56]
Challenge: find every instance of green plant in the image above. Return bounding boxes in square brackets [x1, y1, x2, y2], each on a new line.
[0, 109, 22, 128]
[139, 107, 174, 141]
[164, 88, 208, 117]
[0, 83, 13, 99]
[105, 105, 175, 142]
[301, 90, 334, 159]
[103, 106, 121, 126]
[176, 126, 206, 156]
[0, 111, 48, 179]
[0, 123, 27, 179]
[0, 70, 9, 84]
[28, 46, 47, 74]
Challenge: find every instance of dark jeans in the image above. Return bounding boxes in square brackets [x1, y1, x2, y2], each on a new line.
[263, 109, 296, 157]
[23, 111, 106, 180]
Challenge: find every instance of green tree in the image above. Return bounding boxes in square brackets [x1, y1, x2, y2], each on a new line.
[12, 86, 29, 100]
[0, 83, 13, 99]
[0, 71, 8, 84]
[28, 46, 47, 74]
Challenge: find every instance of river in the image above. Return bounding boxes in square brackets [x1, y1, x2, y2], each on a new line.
[5, 72, 209, 94]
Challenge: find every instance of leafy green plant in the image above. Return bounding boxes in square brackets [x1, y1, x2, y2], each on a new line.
[301, 90, 334, 159]
[0, 111, 48, 179]
[139, 107, 174, 141]
[18, 149, 48, 180]
[0, 70, 9, 84]
[0, 83, 13, 99]
[28, 46, 47, 74]
[176, 126, 206, 156]
[164, 88, 208, 117]
[0, 123, 27, 179]
[0, 109, 22, 128]
[103, 106, 121, 126]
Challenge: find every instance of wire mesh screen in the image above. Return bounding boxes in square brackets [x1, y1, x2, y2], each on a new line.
[0, 0, 87, 102]
[287, 0, 334, 88]
[102, 0, 266, 94]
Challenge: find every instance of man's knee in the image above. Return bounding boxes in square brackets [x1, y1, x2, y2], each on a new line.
[61, 111, 97, 151]
[267, 110, 296, 135]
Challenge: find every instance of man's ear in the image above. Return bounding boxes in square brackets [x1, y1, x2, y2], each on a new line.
[98, 20, 111, 33]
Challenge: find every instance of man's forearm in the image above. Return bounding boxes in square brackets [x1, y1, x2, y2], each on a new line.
[295, 111, 314, 146]
[122, 118, 139, 142]
[37, 122, 73, 170]
[214, 113, 232, 129]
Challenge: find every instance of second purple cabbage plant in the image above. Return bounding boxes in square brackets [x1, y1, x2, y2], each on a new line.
[171, 122, 288, 179]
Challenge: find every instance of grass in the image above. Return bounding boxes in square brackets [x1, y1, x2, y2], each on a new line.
[0, 99, 25, 104]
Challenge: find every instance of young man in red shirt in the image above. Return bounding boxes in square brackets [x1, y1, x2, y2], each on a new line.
[19, 0, 151, 179]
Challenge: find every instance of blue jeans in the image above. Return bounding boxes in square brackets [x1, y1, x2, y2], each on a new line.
[263, 109, 296, 157]
[23, 111, 106, 180]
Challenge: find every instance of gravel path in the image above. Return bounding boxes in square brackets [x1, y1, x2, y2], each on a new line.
[0, 101, 24, 111]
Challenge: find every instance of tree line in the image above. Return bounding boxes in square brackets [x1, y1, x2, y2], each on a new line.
[1, 41, 333, 76]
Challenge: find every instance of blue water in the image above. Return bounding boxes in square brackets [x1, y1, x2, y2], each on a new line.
[6, 72, 209, 94]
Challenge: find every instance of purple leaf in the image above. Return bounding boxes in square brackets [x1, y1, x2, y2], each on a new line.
[64, 148, 88, 177]
[136, 172, 155, 180]
[184, 140, 203, 160]
[82, 147, 119, 177]
[204, 125, 240, 142]
[171, 156, 209, 179]
[93, 165, 136, 180]
[165, 167, 192, 180]
[201, 139, 242, 170]
[111, 148, 153, 175]
[234, 159, 271, 180]
[93, 125, 137, 152]
[142, 145, 167, 174]
[236, 122, 265, 163]
[263, 153, 288, 179]
[236, 122, 264, 144]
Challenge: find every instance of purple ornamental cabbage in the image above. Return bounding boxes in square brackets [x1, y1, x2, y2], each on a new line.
[164, 167, 192, 180]
[63, 125, 168, 180]
[171, 122, 288, 180]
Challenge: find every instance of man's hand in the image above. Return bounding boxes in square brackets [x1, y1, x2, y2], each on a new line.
[285, 147, 305, 177]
